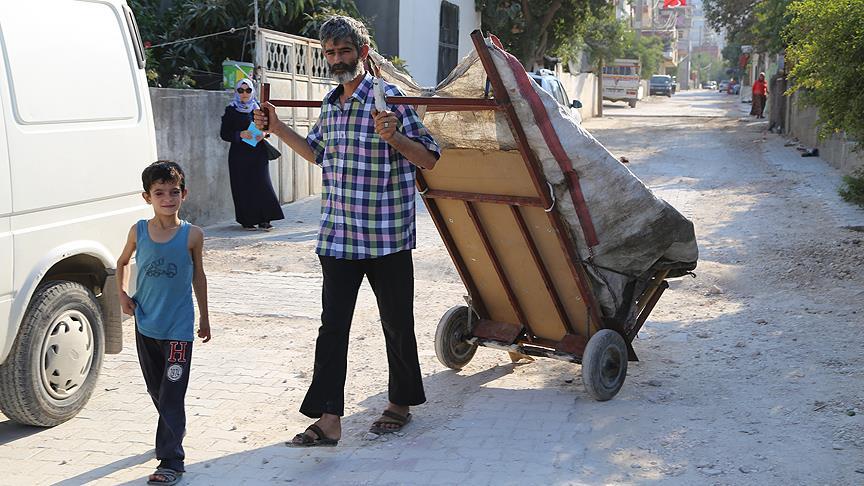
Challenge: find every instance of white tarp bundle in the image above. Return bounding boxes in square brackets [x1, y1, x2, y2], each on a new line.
[370, 37, 698, 324]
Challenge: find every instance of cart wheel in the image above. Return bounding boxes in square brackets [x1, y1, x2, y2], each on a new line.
[434, 305, 478, 370]
[581, 329, 628, 401]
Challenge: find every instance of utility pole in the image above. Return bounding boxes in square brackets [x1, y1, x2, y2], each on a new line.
[685, 37, 691, 90]
[254, 0, 259, 31]
[253, 0, 260, 82]
[597, 57, 604, 118]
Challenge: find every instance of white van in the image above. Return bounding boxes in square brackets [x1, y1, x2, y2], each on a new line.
[0, 0, 155, 426]
[602, 59, 643, 108]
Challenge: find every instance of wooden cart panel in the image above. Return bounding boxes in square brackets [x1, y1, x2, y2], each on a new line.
[423, 148, 592, 342]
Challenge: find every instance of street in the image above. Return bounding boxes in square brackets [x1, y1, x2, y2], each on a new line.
[2, 90, 863, 485]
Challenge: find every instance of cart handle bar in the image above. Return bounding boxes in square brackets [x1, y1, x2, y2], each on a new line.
[266, 97, 500, 112]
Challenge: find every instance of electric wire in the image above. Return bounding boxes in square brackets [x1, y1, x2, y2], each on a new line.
[146, 26, 249, 49]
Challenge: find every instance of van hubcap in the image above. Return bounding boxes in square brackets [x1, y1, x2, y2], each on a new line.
[40, 310, 94, 400]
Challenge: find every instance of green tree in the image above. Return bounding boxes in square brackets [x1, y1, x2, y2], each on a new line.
[705, 0, 792, 55]
[785, 0, 864, 143]
[581, 11, 626, 66]
[475, 0, 606, 70]
[691, 52, 722, 84]
[578, 9, 627, 116]
[130, 0, 360, 88]
[622, 32, 664, 80]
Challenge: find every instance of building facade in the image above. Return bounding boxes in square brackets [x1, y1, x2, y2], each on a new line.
[355, 0, 481, 87]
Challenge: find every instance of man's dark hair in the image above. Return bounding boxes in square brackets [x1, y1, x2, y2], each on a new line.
[319, 15, 369, 52]
[142, 160, 186, 192]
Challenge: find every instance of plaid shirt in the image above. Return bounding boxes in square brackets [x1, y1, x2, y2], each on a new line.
[306, 73, 440, 259]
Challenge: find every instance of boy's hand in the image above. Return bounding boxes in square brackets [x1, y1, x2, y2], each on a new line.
[119, 292, 136, 315]
[198, 319, 211, 343]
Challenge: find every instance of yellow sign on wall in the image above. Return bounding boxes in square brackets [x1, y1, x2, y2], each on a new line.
[223, 61, 254, 90]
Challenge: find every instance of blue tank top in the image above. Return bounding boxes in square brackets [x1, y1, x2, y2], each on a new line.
[133, 219, 195, 341]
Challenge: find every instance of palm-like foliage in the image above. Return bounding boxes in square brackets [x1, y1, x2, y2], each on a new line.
[130, 0, 360, 88]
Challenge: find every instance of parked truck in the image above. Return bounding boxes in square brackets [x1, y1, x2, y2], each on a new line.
[602, 59, 643, 108]
[0, 0, 155, 426]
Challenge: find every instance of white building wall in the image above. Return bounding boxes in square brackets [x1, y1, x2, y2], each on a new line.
[399, 0, 480, 87]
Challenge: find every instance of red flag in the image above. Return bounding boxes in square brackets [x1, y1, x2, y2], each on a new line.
[663, 0, 686, 7]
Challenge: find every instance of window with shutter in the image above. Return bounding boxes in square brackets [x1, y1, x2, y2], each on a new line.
[437, 1, 460, 83]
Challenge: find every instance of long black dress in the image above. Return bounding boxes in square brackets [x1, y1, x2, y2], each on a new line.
[220, 106, 284, 227]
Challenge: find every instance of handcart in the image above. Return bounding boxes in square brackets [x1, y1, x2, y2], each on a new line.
[261, 30, 678, 401]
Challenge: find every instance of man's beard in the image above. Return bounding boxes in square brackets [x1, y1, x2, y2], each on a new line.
[329, 59, 364, 84]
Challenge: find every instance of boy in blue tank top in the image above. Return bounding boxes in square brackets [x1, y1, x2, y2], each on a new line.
[116, 160, 211, 486]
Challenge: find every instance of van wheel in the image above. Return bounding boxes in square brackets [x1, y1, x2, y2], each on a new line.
[0, 281, 104, 427]
[628, 100, 637, 108]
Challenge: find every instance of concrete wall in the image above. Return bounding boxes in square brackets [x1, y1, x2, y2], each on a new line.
[787, 91, 864, 175]
[151, 88, 298, 226]
[399, 0, 480, 87]
[150, 88, 236, 226]
[559, 72, 599, 121]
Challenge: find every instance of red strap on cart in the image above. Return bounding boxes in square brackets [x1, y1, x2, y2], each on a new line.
[490, 39, 600, 248]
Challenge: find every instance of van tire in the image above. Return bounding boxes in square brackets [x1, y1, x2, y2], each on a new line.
[0, 281, 104, 427]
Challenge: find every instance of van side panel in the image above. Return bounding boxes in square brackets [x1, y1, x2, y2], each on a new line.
[0, 81, 11, 360]
[0, 0, 151, 212]
[0, 0, 155, 363]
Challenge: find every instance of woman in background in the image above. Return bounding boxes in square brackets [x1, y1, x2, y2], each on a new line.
[751, 72, 768, 119]
[220, 79, 284, 230]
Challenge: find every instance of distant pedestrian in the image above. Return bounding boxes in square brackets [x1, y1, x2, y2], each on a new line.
[220, 79, 284, 231]
[116, 161, 212, 485]
[751, 72, 768, 118]
[254, 15, 440, 446]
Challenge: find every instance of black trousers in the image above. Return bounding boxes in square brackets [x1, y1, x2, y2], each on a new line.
[300, 250, 426, 418]
[135, 327, 192, 472]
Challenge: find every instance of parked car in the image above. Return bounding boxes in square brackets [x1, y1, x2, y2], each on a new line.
[0, 0, 156, 426]
[728, 81, 741, 95]
[529, 69, 583, 123]
[649, 75, 673, 97]
[718, 80, 730, 92]
[702, 81, 717, 90]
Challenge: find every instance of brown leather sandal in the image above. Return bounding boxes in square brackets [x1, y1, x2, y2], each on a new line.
[369, 410, 412, 435]
[287, 423, 339, 447]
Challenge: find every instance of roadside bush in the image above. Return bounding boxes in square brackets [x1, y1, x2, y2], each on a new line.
[785, 0, 864, 144]
[839, 168, 864, 208]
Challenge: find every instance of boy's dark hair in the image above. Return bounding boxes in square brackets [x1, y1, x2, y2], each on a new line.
[142, 160, 186, 192]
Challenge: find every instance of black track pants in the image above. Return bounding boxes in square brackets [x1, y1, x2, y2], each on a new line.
[135, 327, 192, 472]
